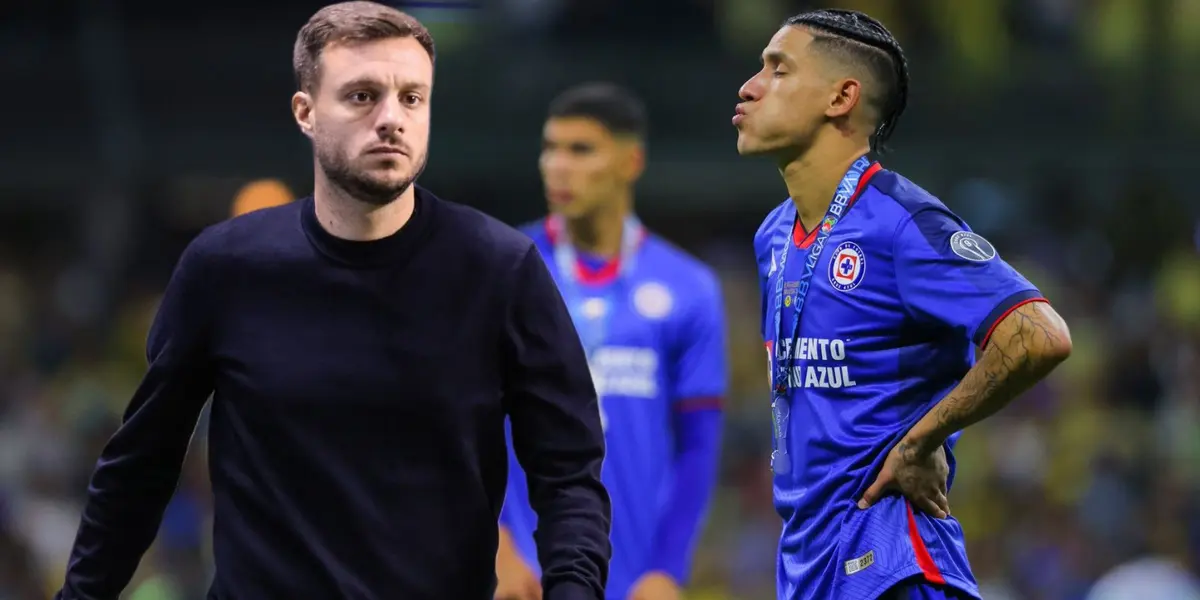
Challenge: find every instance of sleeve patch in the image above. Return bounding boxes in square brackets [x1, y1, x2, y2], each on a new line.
[949, 231, 997, 262]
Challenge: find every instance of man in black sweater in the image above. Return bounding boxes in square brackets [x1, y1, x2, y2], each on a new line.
[54, 3, 610, 598]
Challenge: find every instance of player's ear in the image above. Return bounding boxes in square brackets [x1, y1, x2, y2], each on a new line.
[292, 91, 315, 139]
[825, 78, 861, 120]
[621, 140, 646, 183]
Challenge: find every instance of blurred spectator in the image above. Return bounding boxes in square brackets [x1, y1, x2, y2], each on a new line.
[1086, 557, 1200, 600]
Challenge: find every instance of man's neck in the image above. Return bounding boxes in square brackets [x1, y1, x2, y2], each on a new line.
[780, 138, 871, 232]
[313, 173, 415, 242]
[563, 195, 631, 257]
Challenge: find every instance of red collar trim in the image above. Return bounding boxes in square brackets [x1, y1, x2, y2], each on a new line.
[544, 218, 647, 285]
[793, 162, 883, 249]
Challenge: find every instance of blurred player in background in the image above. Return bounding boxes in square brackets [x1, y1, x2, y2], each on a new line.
[733, 9, 1072, 600]
[496, 83, 727, 600]
[54, 3, 610, 599]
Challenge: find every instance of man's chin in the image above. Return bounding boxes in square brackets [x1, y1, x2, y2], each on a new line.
[359, 166, 412, 184]
[547, 202, 591, 220]
[736, 136, 766, 157]
[342, 174, 414, 206]
[368, 174, 415, 191]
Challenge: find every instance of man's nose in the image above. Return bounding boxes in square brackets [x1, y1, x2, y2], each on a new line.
[739, 76, 762, 102]
[374, 95, 406, 137]
[541, 151, 571, 176]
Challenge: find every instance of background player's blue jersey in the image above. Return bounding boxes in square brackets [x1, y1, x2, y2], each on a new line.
[754, 166, 1046, 600]
[502, 219, 728, 600]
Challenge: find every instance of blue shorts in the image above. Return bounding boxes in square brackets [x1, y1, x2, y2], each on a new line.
[878, 577, 976, 600]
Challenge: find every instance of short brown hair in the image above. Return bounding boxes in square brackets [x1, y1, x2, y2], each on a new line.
[293, 1, 436, 92]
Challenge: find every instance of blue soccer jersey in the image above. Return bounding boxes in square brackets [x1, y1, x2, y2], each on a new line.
[502, 219, 728, 599]
[754, 159, 1045, 600]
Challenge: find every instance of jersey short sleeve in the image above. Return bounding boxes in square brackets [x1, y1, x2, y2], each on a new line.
[667, 270, 728, 406]
[893, 208, 1044, 347]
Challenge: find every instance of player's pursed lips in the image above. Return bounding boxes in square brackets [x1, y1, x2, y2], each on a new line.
[732, 103, 749, 127]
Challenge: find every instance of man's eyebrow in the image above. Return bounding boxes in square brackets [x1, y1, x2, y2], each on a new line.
[338, 77, 430, 92]
[762, 50, 791, 66]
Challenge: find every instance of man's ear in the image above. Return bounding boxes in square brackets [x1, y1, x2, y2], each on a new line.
[824, 77, 862, 120]
[292, 91, 314, 139]
[617, 139, 645, 184]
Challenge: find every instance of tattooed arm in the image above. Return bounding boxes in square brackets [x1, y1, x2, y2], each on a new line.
[858, 298, 1071, 516]
[901, 300, 1071, 457]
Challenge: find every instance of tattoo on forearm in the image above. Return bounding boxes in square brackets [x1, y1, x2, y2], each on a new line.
[896, 437, 921, 467]
[926, 303, 1069, 443]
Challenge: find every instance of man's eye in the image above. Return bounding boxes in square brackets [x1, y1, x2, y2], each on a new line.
[348, 92, 373, 103]
[403, 94, 422, 106]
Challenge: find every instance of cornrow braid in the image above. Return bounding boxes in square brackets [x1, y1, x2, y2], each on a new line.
[785, 9, 909, 155]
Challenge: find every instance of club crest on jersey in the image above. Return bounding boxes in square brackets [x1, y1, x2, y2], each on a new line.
[632, 282, 673, 320]
[829, 241, 866, 292]
[581, 297, 608, 320]
[950, 230, 997, 262]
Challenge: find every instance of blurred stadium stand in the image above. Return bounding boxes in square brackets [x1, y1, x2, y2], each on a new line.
[1, 0, 1199, 598]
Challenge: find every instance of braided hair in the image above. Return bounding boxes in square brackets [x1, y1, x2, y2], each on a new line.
[784, 9, 909, 155]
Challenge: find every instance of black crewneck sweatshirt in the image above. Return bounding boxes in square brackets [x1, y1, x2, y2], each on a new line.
[57, 187, 611, 600]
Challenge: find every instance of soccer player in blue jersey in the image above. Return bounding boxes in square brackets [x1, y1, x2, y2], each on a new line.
[496, 83, 727, 600]
[733, 9, 1072, 600]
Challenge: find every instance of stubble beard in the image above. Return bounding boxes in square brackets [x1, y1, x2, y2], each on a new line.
[315, 138, 428, 207]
